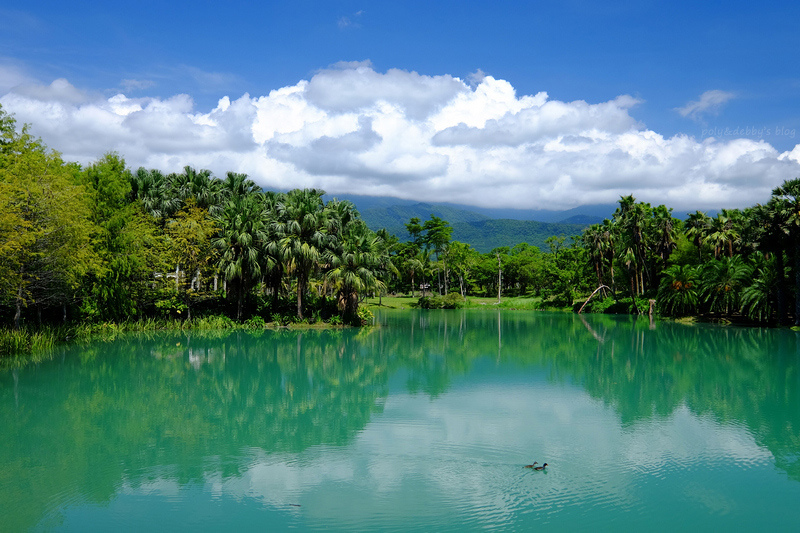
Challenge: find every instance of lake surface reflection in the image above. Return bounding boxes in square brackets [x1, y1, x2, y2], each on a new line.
[2, 310, 800, 531]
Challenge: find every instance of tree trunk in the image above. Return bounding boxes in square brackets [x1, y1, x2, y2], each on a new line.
[578, 285, 611, 314]
[297, 275, 305, 319]
[609, 254, 615, 296]
[444, 259, 449, 294]
[237, 283, 244, 321]
[14, 284, 23, 330]
[776, 250, 787, 324]
[496, 253, 502, 303]
[630, 275, 641, 315]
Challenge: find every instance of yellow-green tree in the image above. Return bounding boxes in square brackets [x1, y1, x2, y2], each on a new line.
[164, 200, 217, 319]
[0, 106, 96, 327]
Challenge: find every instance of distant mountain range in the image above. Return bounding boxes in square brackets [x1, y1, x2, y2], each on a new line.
[324, 194, 618, 253]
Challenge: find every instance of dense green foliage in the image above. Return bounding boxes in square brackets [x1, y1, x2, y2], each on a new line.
[3, 102, 799, 358]
[381, 184, 800, 326]
[0, 105, 394, 352]
[384, 212, 593, 309]
[578, 190, 800, 325]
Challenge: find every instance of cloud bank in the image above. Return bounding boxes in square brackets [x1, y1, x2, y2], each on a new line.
[2, 63, 798, 211]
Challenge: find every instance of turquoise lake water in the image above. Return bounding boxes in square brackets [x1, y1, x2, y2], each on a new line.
[2, 310, 800, 531]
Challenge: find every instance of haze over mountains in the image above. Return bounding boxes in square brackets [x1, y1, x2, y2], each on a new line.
[324, 195, 618, 253]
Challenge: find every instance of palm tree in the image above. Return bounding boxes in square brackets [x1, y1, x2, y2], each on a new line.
[771, 178, 800, 325]
[652, 205, 678, 271]
[741, 253, 778, 323]
[700, 255, 752, 316]
[274, 188, 330, 319]
[259, 191, 286, 309]
[326, 220, 387, 323]
[212, 193, 268, 320]
[422, 215, 452, 294]
[130, 168, 179, 220]
[582, 224, 605, 286]
[614, 195, 649, 297]
[373, 228, 399, 304]
[325, 198, 358, 236]
[707, 211, 741, 259]
[657, 264, 700, 317]
[172, 166, 221, 210]
[221, 171, 259, 196]
[685, 211, 711, 261]
[600, 218, 616, 294]
[748, 199, 790, 323]
[402, 254, 422, 297]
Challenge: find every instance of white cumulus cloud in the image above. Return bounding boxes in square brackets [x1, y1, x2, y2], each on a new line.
[1, 66, 798, 211]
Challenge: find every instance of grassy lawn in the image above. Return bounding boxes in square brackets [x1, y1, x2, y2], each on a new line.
[363, 295, 418, 309]
[464, 296, 548, 310]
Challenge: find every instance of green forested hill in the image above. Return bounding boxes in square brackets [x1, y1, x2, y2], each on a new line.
[360, 201, 589, 252]
[360, 202, 489, 230]
[450, 219, 587, 252]
[372, 218, 586, 252]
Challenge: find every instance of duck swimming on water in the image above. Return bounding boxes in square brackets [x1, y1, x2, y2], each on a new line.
[533, 463, 548, 471]
[523, 462, 538, 468]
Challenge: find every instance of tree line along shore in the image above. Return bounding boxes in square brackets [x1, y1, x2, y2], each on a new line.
[2, 104, 799, 357]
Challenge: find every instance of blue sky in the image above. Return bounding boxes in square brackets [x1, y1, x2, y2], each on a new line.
[2, 0, 799, 211]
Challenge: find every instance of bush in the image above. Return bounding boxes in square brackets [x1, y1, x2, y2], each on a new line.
[576, 295, 651, 315]
[356, 306, 374, 325]
[418, 293, 464, 309]
[191, 314, 236, 330]
[270, 312, 292, 326]
[243, 315, 266, 329]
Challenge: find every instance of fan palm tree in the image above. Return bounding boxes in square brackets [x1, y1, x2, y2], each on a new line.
[614, 195, 649, 296]
[652, 204, 678, 270]
[748, 199, 790, 323]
